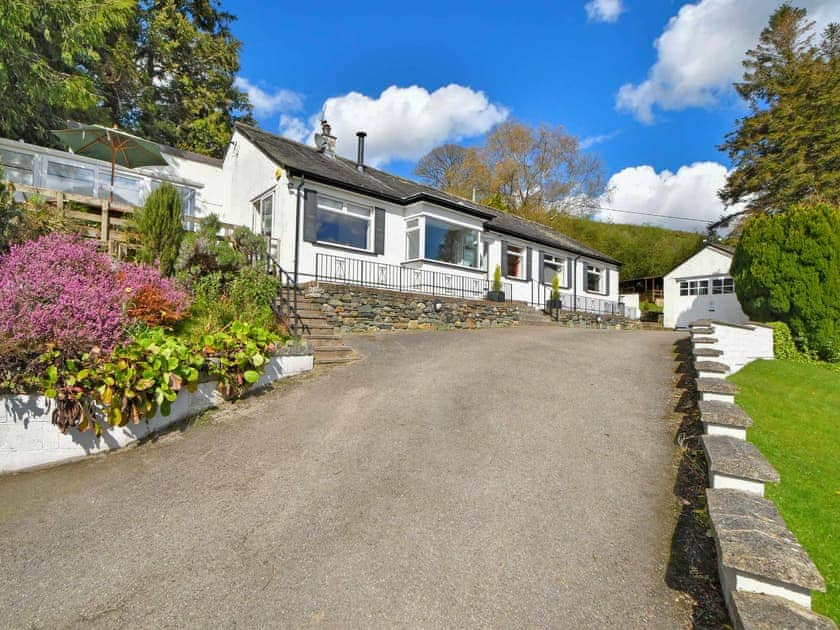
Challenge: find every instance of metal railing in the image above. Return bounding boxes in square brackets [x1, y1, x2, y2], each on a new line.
[251, 251, 304, 337]
[315, 253, 512, 301]
[542, 285, 633, 320]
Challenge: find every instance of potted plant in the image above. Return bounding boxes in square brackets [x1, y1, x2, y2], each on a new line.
[486, 264, 506, 301]
[546, 273, 562, 310]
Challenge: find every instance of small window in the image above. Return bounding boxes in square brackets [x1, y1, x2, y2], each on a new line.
[712, 277, 734, 294]
[680, 281, 689, 296]
[543, 254, 567, 287]
[317, 195, 372, 250]
[406, 218, 420, 260]
[586, 264, 605, 293]
[251, 190, 274, 237]
[506, 245, 526, 279]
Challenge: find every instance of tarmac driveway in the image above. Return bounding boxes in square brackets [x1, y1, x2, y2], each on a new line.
[0, 327, 688, 628]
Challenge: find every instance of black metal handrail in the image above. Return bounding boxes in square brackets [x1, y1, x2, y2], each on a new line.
[250, 251, 304, 337]
[541, 284, 628, 319]
[315, 253, 513, 301]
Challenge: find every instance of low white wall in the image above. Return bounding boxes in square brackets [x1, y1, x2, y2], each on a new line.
[0, 354, 312, 474]
[620, 293, 641, 320]
[712, 322, 774, 374]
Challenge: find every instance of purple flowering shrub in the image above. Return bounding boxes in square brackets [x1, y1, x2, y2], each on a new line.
[0, 234, 125, 353]
[0, 234, 192, 354]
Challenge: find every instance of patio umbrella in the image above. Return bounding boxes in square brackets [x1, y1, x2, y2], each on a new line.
[52, 124, 169, 202]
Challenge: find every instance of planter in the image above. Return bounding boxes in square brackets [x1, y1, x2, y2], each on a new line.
[486, 290, 506, 302]
[545, 298, 563, 311]
[0, 353, 314, 474]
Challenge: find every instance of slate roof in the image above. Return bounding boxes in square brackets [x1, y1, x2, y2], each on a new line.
[234, 123, 620, 265]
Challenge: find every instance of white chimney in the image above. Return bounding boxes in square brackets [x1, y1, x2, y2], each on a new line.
[315, 119, 336, 158]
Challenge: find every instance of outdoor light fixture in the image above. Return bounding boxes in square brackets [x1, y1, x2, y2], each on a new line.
[433, 299, 443, 313]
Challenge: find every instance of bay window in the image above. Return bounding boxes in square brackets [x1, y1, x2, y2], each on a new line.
[317, 195, 372, 250]
[586, 264, 606, 293]
[506, 245, 526, 279]
[423, 217, 480, 268]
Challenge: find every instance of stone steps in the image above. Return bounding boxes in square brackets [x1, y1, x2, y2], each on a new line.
[731, 591, 837, 630]
[694, 347, 724, 358]
[696, 360, 730, 378]
[707, 488, 826, 611]
[702, 435, 779, 496]
[277, 293, 357, 367]
[699, 400, 753, 440]
[693, 336, 719, 345]
[696, 377, 740, 404]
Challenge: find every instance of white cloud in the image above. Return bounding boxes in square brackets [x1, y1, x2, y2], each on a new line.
[594, 161, 746, 231]
[580, 129, 620, 149]
[585, 0, 624, 23]
[278, 115, 309, 143]
[617, 0, 840, 122]
[235, 77, 303, 116]
[285, 84, 508, 167]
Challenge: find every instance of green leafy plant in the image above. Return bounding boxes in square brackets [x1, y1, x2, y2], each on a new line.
[202, 320, 279, 399]
[134, 183, 184, 276]
[731, 202, 839, 362]
[550, 273, 560, 301]
[492, 264, 502, 292]
[640, 301, 663, 313]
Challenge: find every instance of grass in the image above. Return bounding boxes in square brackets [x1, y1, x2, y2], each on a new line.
[730, 359, 840, 621]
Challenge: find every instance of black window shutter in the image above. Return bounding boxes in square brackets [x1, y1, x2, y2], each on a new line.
[500, 240, 508, 277]
[566, 257, 573, 289]
[526, 247, 533, 281]
[374, 207, 385, 254]
[539, 252, 546, 284]
[303, 188, 318, 242]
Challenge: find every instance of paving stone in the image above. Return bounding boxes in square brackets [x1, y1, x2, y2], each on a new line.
[696, 378, 740, 395]
[702, 435, 780, 483]
[695, 361, 729, 374]
[698, 401, 753, 428]
[695, 347, 724, 357]
[732, 591, 837, 630]
[707, 489, 826, 592]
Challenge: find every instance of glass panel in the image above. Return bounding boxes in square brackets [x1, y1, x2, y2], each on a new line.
[318, 196, 342, 211]
[698, 280, 709, 295]
[261, 195, 273, 236]
[680, 282, 689, 296]
[317, 210, 369, 249]
[345, 202, 370, 217]
[586, 266, 603, 292]
[406, 229, 420, 259]
[712, 279, 723, 294]
[46, 160, 95, 196]
[406, 218, 419, 229]
[0, 149, 34, 185]
[544, 262, 561, 284]
[107, 173, 141, 206]
[424, 218, 479, 268]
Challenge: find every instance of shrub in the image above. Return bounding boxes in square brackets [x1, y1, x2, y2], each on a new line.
[0, 234, 125, 353]
[731, 202, 839, 362]
[640, 301, 663, 313]
[116, 262, 191, 327]
[492, 264, 502, 292]
[0, 178, 73, 253]
[550, 273, 560, 301]
[133, 183, 184, 276]
[768, 321, 802, 361]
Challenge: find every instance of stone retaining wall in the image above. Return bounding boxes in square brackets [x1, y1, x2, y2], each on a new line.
[688, 322, 835, 629]
[549, 309, 646, 330]
[304, 283, 521, 333]
[0, 352, 314, 475]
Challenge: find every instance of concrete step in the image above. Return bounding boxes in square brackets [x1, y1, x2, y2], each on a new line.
[731, 591, 837, 630]
[699, 400, 753, 440]
[693, 337, 719, 345]
[707, 488, 826, 611]
[314, 356, 357, 366]
[696, 377, 739, 404]
[702, 434, 779, 496]
[313, 345, 355, 356]
[303, 333, 342, 341]
[691, 326, 715, 335]
[695, 347, 724, 358]
[696, 360, 730, 378]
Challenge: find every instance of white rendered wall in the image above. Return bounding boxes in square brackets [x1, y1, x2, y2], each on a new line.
[712, 322, 774, 374]
[0, 355, 313, 474]
[140, 152, 225, 219]
[664, 246, 748, 328]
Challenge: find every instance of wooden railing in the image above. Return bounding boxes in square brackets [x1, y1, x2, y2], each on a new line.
[9, 182, 242, 257]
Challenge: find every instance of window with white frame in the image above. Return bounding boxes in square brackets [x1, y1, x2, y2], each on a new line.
[712, 277, 735, 294]
[586, 264, 605, 293]
[45, 160, 94, 196]
[424, 217, 480, 268]
[317, 195, 372, 250]
[252, 191, 274, 237]
[406, 217, 420, 260]
[543, 254, 566, 286]
[506, 245, 526, 279]
[679, 280, 710, 296]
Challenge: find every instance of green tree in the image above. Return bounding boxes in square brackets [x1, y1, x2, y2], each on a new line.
[128, 0, 253, 157]
[731, 202, 839, 361]
[0, 0, 133, 146]
[134, 183, 184, 276]
[719, 4, 840, 216]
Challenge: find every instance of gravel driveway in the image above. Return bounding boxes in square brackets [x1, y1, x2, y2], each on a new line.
[0, 327, 689, 628]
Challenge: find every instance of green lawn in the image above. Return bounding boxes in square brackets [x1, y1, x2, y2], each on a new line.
[730, 360, 840, 622]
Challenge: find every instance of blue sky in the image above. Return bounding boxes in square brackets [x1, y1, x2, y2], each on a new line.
[226, 0, 840, 230]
